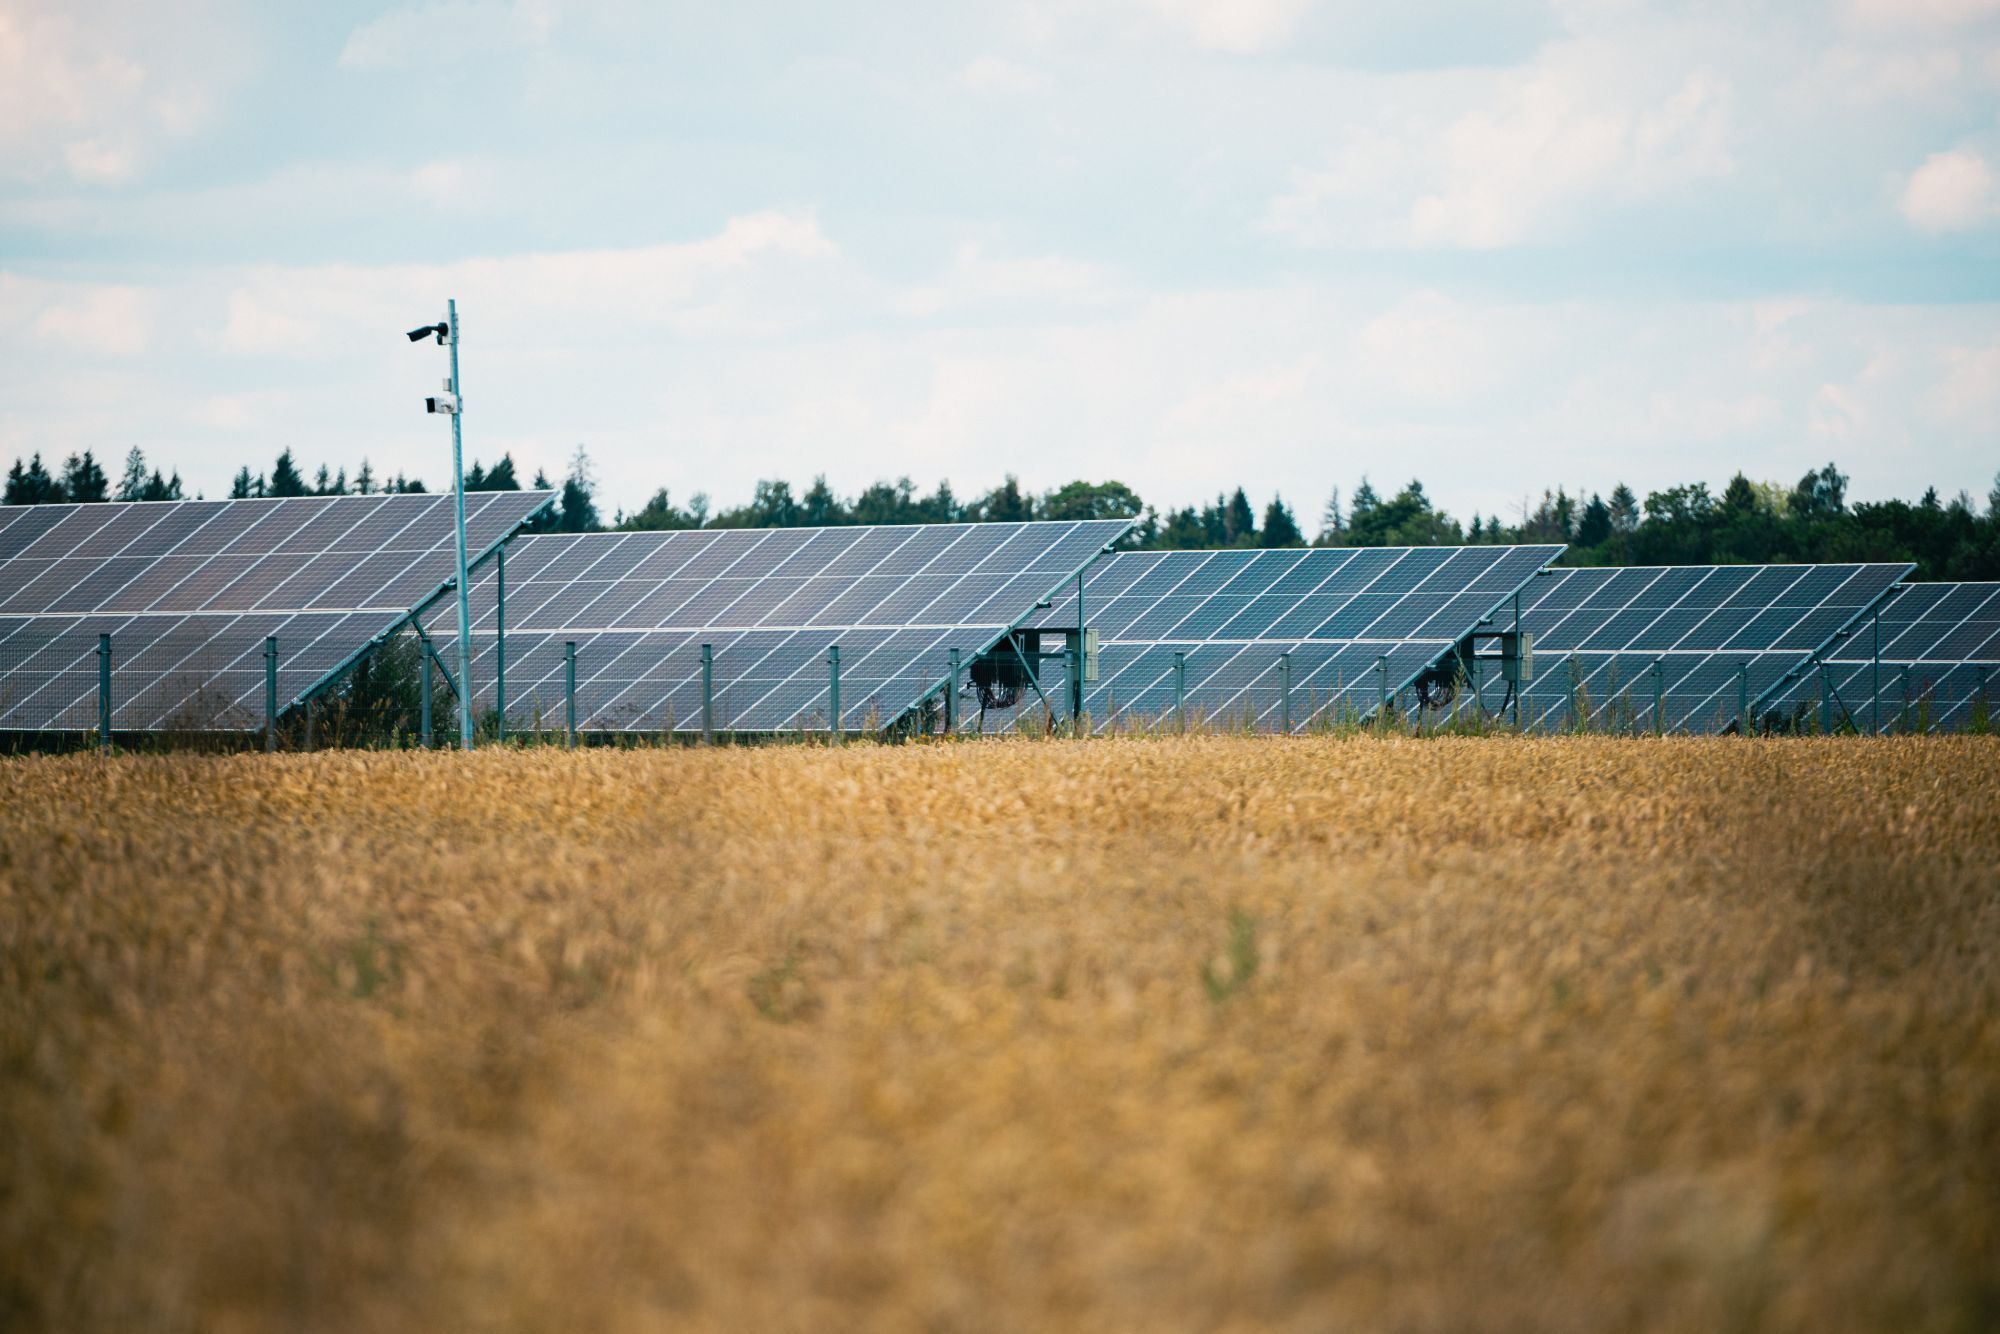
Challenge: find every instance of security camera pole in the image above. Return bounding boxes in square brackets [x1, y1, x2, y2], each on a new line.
[408, 301, 475, 749]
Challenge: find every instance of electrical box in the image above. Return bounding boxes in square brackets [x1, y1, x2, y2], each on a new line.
[1082, 628, 1099, 682]
[1500, 630, 1534, 684]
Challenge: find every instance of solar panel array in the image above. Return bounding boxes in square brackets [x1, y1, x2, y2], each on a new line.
[0, 492, 552, 731]
[1003, 544, 1564, 731]
[417, 519, 1133, 733]
[1764, 581, 1998, 731]
[1477, 562, 1913, 733]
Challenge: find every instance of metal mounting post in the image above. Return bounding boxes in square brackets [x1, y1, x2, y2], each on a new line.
[1871, 607, 1881, 736]
[564, 640, 577, 749]
[1174, 650, 1187, 734]
[96, 632, 111, 755]
[1737, 662, 1750, 736]
[447, 297, 474, 751]
[1072, 570, 1086, 725]
[1652, 658, 1664, 736]
[1278, 651, 1292, 734]
[946, 647, 960, 733]
[1901, 663, 1911, 732]
[1377, 654, 1388, 722]
[1511, 592, 1522, 729]
[1818, 660, 1830, 734]
[700, 643, 714, 744]
[827, 644, 842, 744]
[495, 542, 506, 742]
[265, 635, 279, 753]
[419, 638, 433, 749]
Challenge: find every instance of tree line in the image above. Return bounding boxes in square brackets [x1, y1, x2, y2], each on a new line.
[7, 445, 1998, 580]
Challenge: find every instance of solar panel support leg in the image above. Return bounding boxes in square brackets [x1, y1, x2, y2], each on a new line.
[96, 632, 112, 755]
[1818, 661, 1830, 735]
[419, 639, 433, 750]
[1072, 570, 1086, 729]
[565, 640, 577, 750]
[700, 643, 714, 745]
[1737, 662, 1750, 736]
[946, 648, 959, 734]
[1174, 650, 1186, 734]
[495, 542, 506, 743]
[1871, 608, 1881, 736]
[265, 636, 279, 753]
[1652, 658, 1664, 736]
[827, 644, 842, 745]
[1279, 651, 1291, 735]
[1511, 592, 1522, 729]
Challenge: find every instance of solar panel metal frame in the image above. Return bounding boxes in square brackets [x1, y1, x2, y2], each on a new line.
[0, 491, 555, 732]
[1477, 561, 1915, 734]
[418, 518, 1137, 735]
[995, 543, 1567, 733]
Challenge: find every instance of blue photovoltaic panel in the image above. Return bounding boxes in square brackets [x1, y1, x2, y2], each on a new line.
[988, 544, 1565, 732]
[0, 491, 553, 730]
[419, 519, 1133, 733]
[1763, 581, 1998, 731]
[1479, 562, 1913, 733]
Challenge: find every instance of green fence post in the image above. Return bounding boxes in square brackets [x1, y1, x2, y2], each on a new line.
[1818, 661, 1831, 735]
[265, 635, 279, 753]
[564, 640, 577, 749]
[96, 632, 111, 755]
[1174, 650, 1187, 734]
[1901, 663, 1912, 733]
[700, 643, 714, 745]
[1279, 651, 1291, 735]
[828, 644, 842, 744]
[1567, 654, 1579, 730]
[1652, 658, 1664, 736]
[1376, 654, 1388, 722]
[1737, 662, 1750, 736]
[495, 542, 506, 743]
[946, 647, 960, 734]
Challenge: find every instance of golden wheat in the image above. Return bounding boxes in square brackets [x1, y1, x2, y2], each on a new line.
[3, 737, 1997, 1332]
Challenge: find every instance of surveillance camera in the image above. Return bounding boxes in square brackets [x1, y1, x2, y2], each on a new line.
[406, 322, 449, 344]
[425, 392, 460, 415]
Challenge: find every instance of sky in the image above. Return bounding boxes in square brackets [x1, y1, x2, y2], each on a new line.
[1, 0, 1997, 528]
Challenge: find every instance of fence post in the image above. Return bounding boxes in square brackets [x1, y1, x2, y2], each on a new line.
[419, 638, 433, 750]
[265, 636, 279, 752]
[828, 644, 842, 745]
[559, 640, 575, 748]
[1279, 650, 1291, 735]
[1567, 654, 1579, 729]
[495, 542, 506, 743]
[96, 632, 112, 755]
[1174, 650, 1186, 734]
[700, 643, 714, 745]
[1652, 658, 1664, 736]
[1377, 654, 1389, 722]
[946, 647, 960, 734]
[1737, 662, 1750, 736]
[1818, 661, 1831, 734]
[1901, 663, 1912, 732]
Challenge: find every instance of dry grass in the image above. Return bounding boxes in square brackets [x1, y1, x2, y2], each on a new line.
[3, 737, 1998, 1333]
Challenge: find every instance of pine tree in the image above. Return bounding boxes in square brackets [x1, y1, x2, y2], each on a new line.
[116, 447, 149, 502]
[1350, 478, 1379, 525]
[1576, 493, 1612, 547]
[354, 460, 376, 495]
[556, 445, 599, 533]
[1608, 483, 1639, 534]
[478, 454, 520, 491]
[229, 467, 255, 499]
[60, 451, 109, 503]
[1317, 486, 1345, 546]
[1259, 495, 1303, 547]
[1224, 488, 1257, 545]
[268, 450, 308, 497]
[138, 469, 182, 502]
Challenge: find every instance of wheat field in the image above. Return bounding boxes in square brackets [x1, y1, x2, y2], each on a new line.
[2, 737, 1997, 1332]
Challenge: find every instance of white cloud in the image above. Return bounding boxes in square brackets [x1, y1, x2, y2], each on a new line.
[1900, 148, 2000, 231]
[1140, 0, 1319, 53]
[32, 286, 154, 355]
[1269, 51, 1733, 248]
[961, 55, 1047, 95]
[338, 0, 561, 70]
[1848, 0, 2000, 31]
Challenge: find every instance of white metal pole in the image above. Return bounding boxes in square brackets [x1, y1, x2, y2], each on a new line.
[448, 298, 474, 749]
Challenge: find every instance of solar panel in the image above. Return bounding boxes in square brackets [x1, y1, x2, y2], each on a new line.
[1480, 562, 1914, 733]
[1762, 581, 1998, 731]
[984, 544, 1563, 732]
[0, 491, 554, 731]
[417, 519, 1134, 733]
